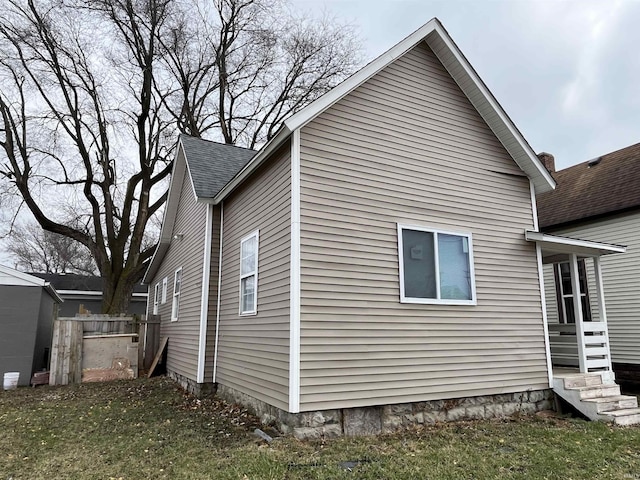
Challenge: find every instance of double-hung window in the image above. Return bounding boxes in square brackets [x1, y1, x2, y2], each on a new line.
[153, 283, 160, 314]
[161, 277, 168, 304]
[171, 267, 182, 321]
[553, 260, 591, 323]
[239, 230, 259, 315]
[397, 224, 476, 305]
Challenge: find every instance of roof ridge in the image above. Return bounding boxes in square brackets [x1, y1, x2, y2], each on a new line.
[555, 141, 640, 174]
[179, 133, 257, 152]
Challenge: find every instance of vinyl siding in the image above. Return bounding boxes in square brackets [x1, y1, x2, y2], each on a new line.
[0, 285, 42, 386]
[205, 205, 221, 382]
[216, 144, 291, 411]
[545, 211, 640, 364]
[298, 41, 548, 411]
[148, 152, 207, 381]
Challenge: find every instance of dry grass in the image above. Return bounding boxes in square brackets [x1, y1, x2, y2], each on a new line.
[2, 377, 640, 479]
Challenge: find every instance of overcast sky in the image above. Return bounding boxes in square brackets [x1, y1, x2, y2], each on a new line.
[293, 0, 640, 170]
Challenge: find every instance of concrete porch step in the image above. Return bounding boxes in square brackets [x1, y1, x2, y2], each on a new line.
[599, 408, 640, 426]
[563, 373, 604, 389]
[566, 384, 620, 399]
[581, 395, 638, 413]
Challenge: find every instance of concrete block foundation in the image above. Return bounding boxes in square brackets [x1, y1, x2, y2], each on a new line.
[214, 383, 555, 440]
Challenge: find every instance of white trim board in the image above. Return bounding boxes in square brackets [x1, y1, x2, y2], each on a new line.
[530, 180, 553, 387]
[197, 203, 214, 383]
[143, 145, 188, 283]
[289, 129, 301, 413]
[525, 230, 627, 257]
[209, 17, 555, 207]
[0, 265, 63, 303]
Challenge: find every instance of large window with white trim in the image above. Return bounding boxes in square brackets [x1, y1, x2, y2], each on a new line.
[239, 230, 259, 315]
[171, 267, 182, 321]
[398, 224, 476, 305]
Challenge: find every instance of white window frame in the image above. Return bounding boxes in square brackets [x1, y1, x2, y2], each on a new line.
[161, 277, 168, 304]
[239, 230, 259, 316]
[171, 267, 182, 322]
[397, 224, 477, 306]
[554, 260, 591, 324]
[153, 283, 160, 314]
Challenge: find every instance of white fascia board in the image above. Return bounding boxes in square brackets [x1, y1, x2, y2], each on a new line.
[143, 144, 187, 283]
[0, 264, 47, 287]
[209, 21, 441, 207]
[55, 290, 147, 298]
[284, 19, 440, 132]
[209, 18, 555, 206]
[525, 230, 627, 255]
[212, 126, 291, 204]
[425, 22, 556, 194]
[283, 18, 554, 194]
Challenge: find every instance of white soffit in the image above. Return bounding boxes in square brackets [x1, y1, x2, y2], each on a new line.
[525, 230, 627, 257]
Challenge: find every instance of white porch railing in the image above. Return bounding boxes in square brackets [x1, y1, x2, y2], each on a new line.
[549, 255, 613, 374]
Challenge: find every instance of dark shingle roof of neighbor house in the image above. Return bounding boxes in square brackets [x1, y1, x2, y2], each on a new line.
[30, 273, 147, 294]
[180, 134, 257, 199]
[537, 142, 640, 229]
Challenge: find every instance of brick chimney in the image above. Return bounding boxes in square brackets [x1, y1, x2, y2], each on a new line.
[537, 152, 555, 173]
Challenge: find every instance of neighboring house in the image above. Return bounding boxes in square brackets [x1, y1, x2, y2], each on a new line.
[144, 18, 635, 435]
[31, 273, 148, 316]
[537, 143, 640, 384]
[0, 264, 62, 386]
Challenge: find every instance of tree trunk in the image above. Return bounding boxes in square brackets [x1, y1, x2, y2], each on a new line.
[102, 273, 139, 314]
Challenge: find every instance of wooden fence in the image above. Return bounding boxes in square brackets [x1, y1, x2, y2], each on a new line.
[49, 315, 162, 385]
[49, 320, 83, 385]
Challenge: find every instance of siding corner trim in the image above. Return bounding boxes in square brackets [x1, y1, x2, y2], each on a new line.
[289, 129, 301, 413]
[530, 180, 553, 387]
[197, 203, 214, 383]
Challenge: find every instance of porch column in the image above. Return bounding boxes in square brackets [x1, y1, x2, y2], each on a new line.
[593, 257, 613, 374]
[569, 253, 587, 372]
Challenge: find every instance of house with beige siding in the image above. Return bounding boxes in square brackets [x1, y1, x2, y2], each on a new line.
[537, 144, 640, 387]
[144, 19, 639, 435]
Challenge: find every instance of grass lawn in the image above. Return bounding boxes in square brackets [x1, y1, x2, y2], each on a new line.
[2, 378, 640, 479]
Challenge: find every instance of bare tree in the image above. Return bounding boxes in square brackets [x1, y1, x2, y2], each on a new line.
[7, 221, 97, 275]
[0, 0, 361, 313]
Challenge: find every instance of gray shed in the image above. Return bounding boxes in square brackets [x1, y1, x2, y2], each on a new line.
[0, 265, 63, 386]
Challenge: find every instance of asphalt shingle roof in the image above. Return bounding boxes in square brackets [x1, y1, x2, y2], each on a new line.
[30, 273, 147, 293]
[538, 142, 640, 229]
[180, 134, 257, 199]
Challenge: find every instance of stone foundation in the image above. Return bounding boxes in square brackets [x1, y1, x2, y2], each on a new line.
[166, 370, 216, 398]
[215, 384, 555, 440]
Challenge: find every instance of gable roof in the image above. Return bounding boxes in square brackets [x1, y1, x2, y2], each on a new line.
[143, 137, 257, 283]
[180, 135, 256, 200]
[145, 18, 556, 283]
[538, 142, 640, 229]
[0, 264, 63, 303]
[213, 17, 555, 202]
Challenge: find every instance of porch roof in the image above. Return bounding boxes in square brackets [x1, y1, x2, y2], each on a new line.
[525, 230, 626, 264]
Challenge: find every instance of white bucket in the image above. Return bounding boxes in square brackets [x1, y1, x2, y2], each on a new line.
[3, 372, 20, 390]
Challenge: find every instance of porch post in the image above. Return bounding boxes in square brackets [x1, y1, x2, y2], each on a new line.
[593, 256, 613, 374]
[569, 253, 587, 372]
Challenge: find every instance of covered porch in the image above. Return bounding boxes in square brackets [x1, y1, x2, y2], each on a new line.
[527, 230, 626, 379]
[526, 231, 640, 424]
